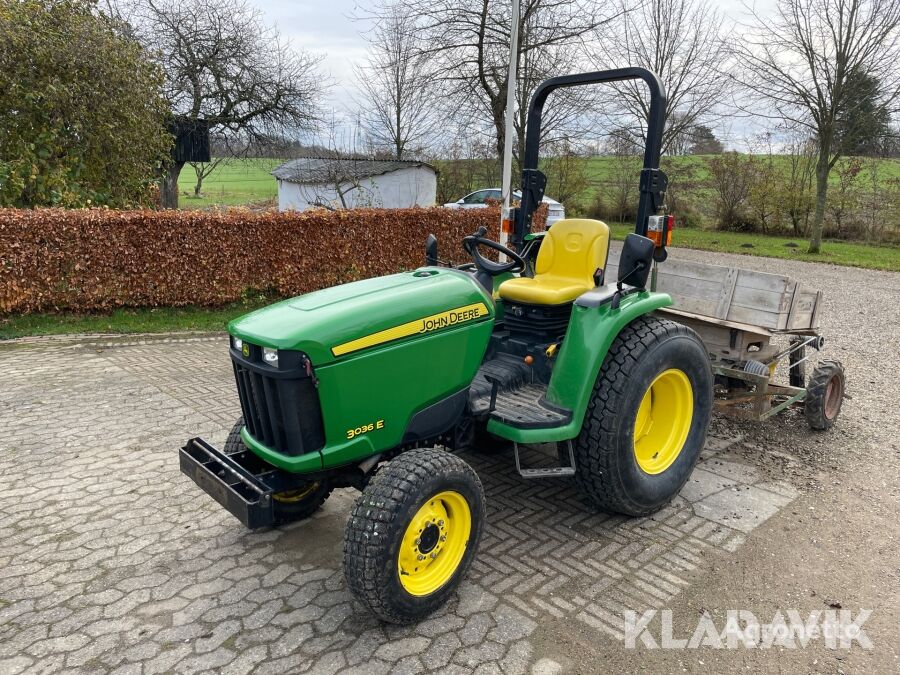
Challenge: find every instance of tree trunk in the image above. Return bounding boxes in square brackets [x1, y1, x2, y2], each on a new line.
[194, 172, 203, 197]
[808, 154, 830, 254]
[160, 161, 184, 209]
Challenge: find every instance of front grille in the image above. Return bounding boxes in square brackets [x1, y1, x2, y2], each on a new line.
[232, 354, 325, 457]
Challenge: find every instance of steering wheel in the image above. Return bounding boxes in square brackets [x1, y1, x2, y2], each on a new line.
[462, 227, 526, 275]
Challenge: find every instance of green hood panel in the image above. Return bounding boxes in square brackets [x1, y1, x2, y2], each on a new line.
[228, 269, 494, 364]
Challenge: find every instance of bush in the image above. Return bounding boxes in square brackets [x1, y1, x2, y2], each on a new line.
[0, 0, 169, 208]
[707, 153, 754, 231]
[0, 206, 546, 315]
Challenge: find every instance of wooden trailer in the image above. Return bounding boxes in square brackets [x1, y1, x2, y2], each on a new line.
[605, 255, 846, 429]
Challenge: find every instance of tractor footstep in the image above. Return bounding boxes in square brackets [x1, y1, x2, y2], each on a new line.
[513, 440, 576, 479]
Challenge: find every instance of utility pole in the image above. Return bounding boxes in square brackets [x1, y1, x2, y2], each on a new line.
[499, 0, 520, 255]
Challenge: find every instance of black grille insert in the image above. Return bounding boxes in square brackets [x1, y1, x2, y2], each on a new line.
[232, 353, 325, 457]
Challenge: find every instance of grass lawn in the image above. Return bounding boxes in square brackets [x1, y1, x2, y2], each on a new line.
[0, 300, 271, 341]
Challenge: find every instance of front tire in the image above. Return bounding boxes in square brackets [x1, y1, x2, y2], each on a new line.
[342, 448, 485, 624]
[224, 418, 332, 524]
[574, 316, 713, 516]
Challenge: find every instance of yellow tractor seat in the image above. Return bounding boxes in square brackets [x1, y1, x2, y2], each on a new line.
[498, 218, 610, 305]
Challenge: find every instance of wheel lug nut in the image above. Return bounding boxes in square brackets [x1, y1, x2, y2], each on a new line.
[437, 520, 444, 527]
[440, 535, 446, 542]
[415, 538, 421, 545]
[417, 554, 425, 561]
[430, 552, 437, 559]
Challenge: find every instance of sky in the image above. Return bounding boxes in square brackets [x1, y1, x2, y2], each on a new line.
[252, 0, 780, 149]
[257, 1, 373, 109]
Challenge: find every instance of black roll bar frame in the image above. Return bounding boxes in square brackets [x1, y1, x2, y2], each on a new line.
[513, 67, 669, 250]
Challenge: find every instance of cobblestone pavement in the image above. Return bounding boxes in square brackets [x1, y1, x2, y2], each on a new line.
[0, 331, 807, 675]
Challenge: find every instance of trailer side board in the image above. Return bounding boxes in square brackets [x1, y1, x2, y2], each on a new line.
[606, 254, 820, 331]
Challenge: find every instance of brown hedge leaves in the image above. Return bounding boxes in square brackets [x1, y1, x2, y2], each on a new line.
[0, 206, 547, 314]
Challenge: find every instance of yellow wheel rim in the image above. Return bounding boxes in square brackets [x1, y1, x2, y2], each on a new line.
[273, 482, 319, 503]
[398, 490, 472, 596]
[633, 369, 694, 475]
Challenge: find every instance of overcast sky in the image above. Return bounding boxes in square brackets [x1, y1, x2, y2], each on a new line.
[252, 0, 779, 147]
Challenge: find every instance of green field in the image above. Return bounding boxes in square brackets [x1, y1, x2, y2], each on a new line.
[178, 155, 900, 208]
[177, 158, 281, 208]
[605, 223, 899, 272]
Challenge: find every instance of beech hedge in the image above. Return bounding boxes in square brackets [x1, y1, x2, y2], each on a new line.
[0, 206, 546, 314]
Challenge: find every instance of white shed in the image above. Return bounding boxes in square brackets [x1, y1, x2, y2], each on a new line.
[273, 157, 437, 212]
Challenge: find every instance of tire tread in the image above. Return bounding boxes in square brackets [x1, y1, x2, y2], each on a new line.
[343, 448, 483, 624]
[574, 316, 706, 516]
[804, 359, 845, 431]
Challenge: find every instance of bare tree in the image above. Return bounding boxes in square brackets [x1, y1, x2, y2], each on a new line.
[356, 5, 436, 159]
[127, 0, 325, 207]
[187, 157, 225, 197]
[601, 131, 642, 223]
[734, 0, 900, 252]
[593, 0, 731, 155]
[708, 152, 754, 230]
[368, 0, 618, 170]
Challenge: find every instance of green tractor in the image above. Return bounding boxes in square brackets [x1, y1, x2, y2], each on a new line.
[180, 68, 713, 623]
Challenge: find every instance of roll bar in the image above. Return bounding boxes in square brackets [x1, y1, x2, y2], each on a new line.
[513, 68, 669, 249]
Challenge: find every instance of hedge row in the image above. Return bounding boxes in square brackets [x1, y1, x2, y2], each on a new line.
[0, 206, 546, 314]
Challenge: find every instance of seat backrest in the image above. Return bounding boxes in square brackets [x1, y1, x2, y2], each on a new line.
[534, 218, 610, 283]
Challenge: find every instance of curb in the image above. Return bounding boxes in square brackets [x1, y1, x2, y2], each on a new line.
[0, 330, 226, 349]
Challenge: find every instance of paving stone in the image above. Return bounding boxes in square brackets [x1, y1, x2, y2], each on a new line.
[459, 613, 493, 646]
[340, 659, 392, 675]
[693, 485, 793, 533]
[220, 644, 268, 674]
[421, 632, 462, 669]
[678, 468, 738, 502]
[173, 646, 236, 674]
[415, 612, 465, 638]
[0, 656, 35, 675]
[499, 640, 533, 675]
[269, 624, 314, 658]
[0, 337, 798, 674]
[453, 641, 506, 668]
[375, 636, 431, 662]
[26, 633, 90, 657]
[454, 583, 500, 617]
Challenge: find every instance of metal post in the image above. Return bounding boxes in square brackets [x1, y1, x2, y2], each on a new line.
[499, 0, 520, 258]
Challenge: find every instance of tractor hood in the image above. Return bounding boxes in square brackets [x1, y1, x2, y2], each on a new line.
[228, 268, 494, 365]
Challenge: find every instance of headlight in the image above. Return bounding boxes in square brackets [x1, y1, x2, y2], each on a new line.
[262, 347, 279, 367]
[232, 336, 243, 351]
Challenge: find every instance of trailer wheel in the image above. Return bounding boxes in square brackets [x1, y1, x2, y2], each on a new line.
[225, 418, 331, 524]
[804, 360, 845, 430]
[574, 316, 713, 516]
[343, 448, 485, 624]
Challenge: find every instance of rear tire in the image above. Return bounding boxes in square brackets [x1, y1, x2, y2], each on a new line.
[343, 448, 485, 624]
[224, 418, 331, 524]
[573, 317, 713, 516]
[804, 360, 845, 430]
